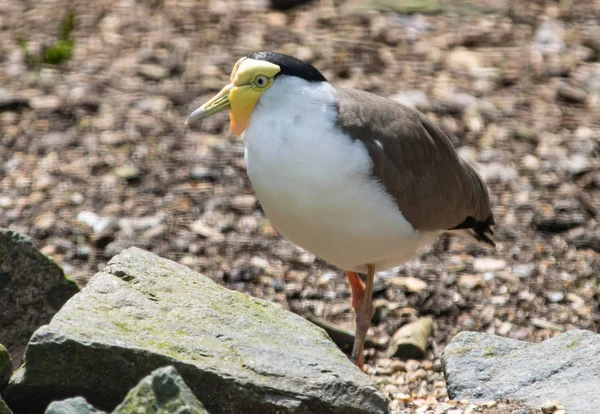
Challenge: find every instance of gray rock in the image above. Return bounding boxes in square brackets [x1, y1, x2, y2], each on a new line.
[443, 329, 600, 414]
[113, 366, 208, 414]
[0, 344, 12, 387]
[0, 228, 79, 368]
[4, 247, 387, 414]
[532, 20, 565, 55]
[0, 397, 12, 414]
[45, 397, 105, 414]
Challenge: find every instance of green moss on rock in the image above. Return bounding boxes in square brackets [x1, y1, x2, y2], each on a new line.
[113, 366, 208, 414]
[0, 344, 12, 387]
[4, 248, 387, 414]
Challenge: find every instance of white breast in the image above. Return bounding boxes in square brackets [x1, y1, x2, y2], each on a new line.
[243, 77, 439, 273]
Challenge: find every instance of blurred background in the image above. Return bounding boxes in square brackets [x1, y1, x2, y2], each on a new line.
[1, 0, 599, 408]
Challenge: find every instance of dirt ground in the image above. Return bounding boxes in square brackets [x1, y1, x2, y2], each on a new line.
[1, 0, 599, 412]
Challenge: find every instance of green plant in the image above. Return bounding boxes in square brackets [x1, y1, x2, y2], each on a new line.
[19, 10, 76, 67]
[43, 10, 75, 65]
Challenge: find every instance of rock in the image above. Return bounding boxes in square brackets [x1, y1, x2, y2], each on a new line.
[136, 96, 170, 114]
[77, 211, 118, 234]
[0, 96, 29, 112]
[533, 214, 586, 233]
[4, 248, 387, 414]
[29, 96, 61, 111]
[137, 64, 168, 81]
[0, 397, 11, 414]
[556, 84, 587, 104]
[114, 166, 141, 181]
[443, 329, 600, 414]
[0, 344, 12, 388]
[387, 317, 433, 360]
[389, 276, 427, 293]
[113, 366, 208, 414]
[532, 20, 565, 55]
[305, 315, 376, 353]
[568, 232, 600, 253]
[45, 397, 105, 414]
[472, 257, 506, 273]
[230, 195, 257, 213]
[0, 228, 79, 368]
[189, 220, 224, 242]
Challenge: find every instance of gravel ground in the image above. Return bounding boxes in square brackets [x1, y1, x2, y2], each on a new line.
[1, 0, 599, 412]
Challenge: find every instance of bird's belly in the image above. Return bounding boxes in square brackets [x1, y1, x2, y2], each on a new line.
[244, 130, 437, 272]
[259, 194, 432, 272]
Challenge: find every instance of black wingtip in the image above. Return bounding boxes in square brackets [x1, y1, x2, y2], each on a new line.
[451, 216, 496, 247]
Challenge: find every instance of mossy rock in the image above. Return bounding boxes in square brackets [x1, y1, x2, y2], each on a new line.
[0, 228, 79, 369]
[4, 248, 387, 414]
[113, 366, 208, 414]
[45, 397, 104, 414]
[0, 344, 12, 387]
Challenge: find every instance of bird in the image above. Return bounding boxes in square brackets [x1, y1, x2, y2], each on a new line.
[186, 51, 495, 370]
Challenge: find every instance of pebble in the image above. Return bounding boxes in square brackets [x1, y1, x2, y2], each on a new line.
[457, 274, 485, 289]
[34, 212, 56, 231]
[137, 64, 168, 81]
[230, 195, 257, 214]
[190, 220, 224, 242]
[473, 257, 506, 273]
[114, 166, 141, 180]
[389, 276, 428, 293]
[30, 95, 61, 111]
[545, 291, 565, 303]
[532, 20, 565, 54]
[77, 211, 117, 234]
[512, 264, 534, 278]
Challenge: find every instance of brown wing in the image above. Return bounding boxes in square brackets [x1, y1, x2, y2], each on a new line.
[335, 87, 494, 243]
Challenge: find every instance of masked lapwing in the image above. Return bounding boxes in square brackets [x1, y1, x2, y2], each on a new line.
[186, 51, 495, 370]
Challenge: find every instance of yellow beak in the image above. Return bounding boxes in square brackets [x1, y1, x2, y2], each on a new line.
[185, 84, 234, 126]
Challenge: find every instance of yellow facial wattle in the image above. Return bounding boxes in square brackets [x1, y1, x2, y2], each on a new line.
[185, 57, 281, 136]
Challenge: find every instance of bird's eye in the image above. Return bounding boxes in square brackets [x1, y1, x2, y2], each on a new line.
[255, 75, 268, 88]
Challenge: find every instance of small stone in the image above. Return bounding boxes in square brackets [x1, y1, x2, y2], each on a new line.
[545, 291, 565, 303]
[77, 211, 117, 234]
[44, 397, 105, 414]
[114, 166, 141, 181]
[541, 400, 561, 413]
[390, 360, 406, 372]
[30, 95, 61, 111]
[113, 366, 208, 414]
[405, 359, 420, 372]
[137, 64, 168, 80]
[190, 220, 224, 242]
[34, 212, 56, 232]
[389, 276, 427, 293]
[563, 154, 591, 176]
[230, 195, 257, 213]
[473, 257, 506, 272]
[189, 166, 218, 182]
[446, 48, 481, 75]
[250, 256, 270, 269]
[266, 12, 286, 26]
[556, 84, 587, 104]
[530, 318, 564, 332]
[457, 274, 485, 289]
[532, 20, 565, 54]
[136, 96, 170, 114]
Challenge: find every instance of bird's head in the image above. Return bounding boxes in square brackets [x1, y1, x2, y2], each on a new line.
[185, 51, 326, 135]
